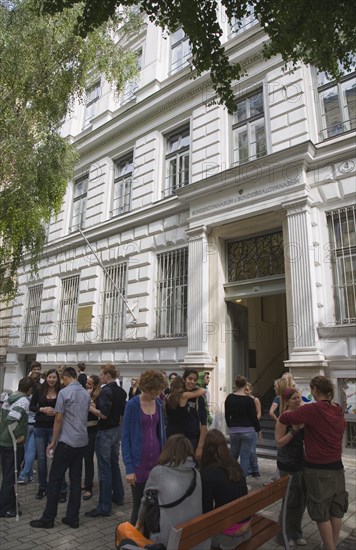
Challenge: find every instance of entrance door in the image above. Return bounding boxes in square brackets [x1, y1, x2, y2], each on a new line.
[227, 302, 249, 383]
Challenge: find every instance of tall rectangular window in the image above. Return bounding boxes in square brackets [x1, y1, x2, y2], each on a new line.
[327, 206, 356, 324]
[84, 80, 101, 126]
[58, 275, 79, 344]
[232, 89, 266, 165]
[122, 49, 142, 104]
[70, 175, 88, 232]
[318, 71, 356, 139]
[156, 248, 188, 338]
[164, 127, 190, 197]
[230, 6, 257, 36]
[24, 284, 43, 345]
[112, 156, 133, 216]
[171, 28, 191, 74]
[100, 263, 127, 341]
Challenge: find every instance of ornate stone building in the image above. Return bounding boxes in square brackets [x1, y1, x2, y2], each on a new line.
[1, 10, 355, 445]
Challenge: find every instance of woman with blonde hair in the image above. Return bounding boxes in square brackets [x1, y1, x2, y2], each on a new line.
[269, 373, 296, 422]
[122, 369, 167, 526]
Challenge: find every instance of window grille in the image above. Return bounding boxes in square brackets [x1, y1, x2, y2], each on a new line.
[170, 28, 191, 75]
[70, 175, 88, 232]
[112, 157, 133, 216]
[24, 284, 43, 345]
[58, 276, 79, 344]
[232, 89, 266, 165]
[327, 206, 356, 324]
[156, 248, 188, 338]
[164, 127, 190, 197]
[100, 263, 127, 341]
[84, 81, 101, 126]
[227, 231, 284, 282]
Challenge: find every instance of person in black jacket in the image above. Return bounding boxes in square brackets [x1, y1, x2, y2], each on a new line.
[201, 429, 252, 550]
[85, 364, 127, 517]
[224, 375, 260, 477]
[77, 363, 87, 389]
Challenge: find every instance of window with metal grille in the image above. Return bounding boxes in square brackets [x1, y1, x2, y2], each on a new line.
[164, 127, 190, 197]
[318, 70, 356, 140]
[100, 263, 127, 341]
[112, 156, 133, 217]
[24, 284, 43, 345]
[70, 175, 88, 233]
[156, 248, 188, 338]
[170, 28, 191, 75]
[327, 206, 356, 324]
[58, 276, 79, 344]
[84, 80, 101, 126]
[229, 6, 257, 36]
[232, 89, 266, 165]
[227, 231, 284, 282]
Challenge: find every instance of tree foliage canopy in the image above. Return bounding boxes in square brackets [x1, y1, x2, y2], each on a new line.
[38, 0, 356, 113]
[0, 0, 141, 299]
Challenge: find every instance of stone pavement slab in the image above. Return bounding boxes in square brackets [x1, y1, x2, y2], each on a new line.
[1, 453, 355, 549]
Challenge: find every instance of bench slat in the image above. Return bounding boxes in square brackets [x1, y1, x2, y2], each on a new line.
[238, 515, 280, 549]
[174, 477, 289, 548]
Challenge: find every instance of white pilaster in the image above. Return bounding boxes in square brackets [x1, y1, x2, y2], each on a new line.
[184, 226, 212, 364]
[283, 198, 326, 363]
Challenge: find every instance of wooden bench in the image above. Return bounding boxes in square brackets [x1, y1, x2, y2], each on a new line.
[166, 476, 291, 550]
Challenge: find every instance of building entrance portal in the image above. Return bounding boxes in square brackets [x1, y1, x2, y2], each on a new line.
[227, 294, 288, 403]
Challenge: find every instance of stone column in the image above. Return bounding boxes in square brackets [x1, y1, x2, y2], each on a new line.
[184, 226, 212, 364]
[283, 198, 326, 364]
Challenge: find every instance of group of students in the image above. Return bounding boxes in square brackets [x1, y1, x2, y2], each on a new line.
[0, 364, 349, 550]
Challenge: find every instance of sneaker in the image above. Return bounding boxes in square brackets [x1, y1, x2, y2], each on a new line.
[252, 472, 261, 478]
[17, 478, 27, 484]
[36, 489, 47, 500]
[295, 539, 307, 546]
[28, 477, 35, 483]
[59, 494, 67, 504]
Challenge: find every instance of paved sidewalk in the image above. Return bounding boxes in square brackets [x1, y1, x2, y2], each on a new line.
[0, 452, 355, 549]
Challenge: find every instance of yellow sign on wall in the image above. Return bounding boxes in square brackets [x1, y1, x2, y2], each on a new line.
[77, 306, 93, 332]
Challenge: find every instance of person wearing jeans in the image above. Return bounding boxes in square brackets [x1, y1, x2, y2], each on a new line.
[85, 364, 127, 518]
[224, 375, 260, 478]
[30, 369, 67, 500]
[30, 367, 90, 529]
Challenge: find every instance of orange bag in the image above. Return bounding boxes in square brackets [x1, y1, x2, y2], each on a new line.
[115, 521, 154, 549]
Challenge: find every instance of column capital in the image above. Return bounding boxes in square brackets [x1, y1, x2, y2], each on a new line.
[185, 225, 209, 241]
[282, 197, 313, 215]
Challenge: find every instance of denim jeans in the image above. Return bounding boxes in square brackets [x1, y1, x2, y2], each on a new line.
[83, 428, 97, 492]
[95, 426, 124, 515]
[230, 431, 256, 477]
[18, 425, 36, 481]
[0, 445, 24, 514]
[34, 426, 67, 494]
[42, 442, 85, 524]
[247, 432, 260, 476]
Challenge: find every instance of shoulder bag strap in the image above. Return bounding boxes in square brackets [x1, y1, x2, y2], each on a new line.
[160, 469, 197, 509]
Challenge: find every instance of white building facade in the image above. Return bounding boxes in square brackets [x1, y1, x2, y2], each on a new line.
[1, 11, 355, 445]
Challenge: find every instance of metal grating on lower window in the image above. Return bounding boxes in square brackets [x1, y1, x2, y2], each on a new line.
[156, 248, 188, 338]
[100, 263, 127, 341]
[24, 284, 43, 345]
[327, 206, 356, 324]
[58, 276, 79, 344]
